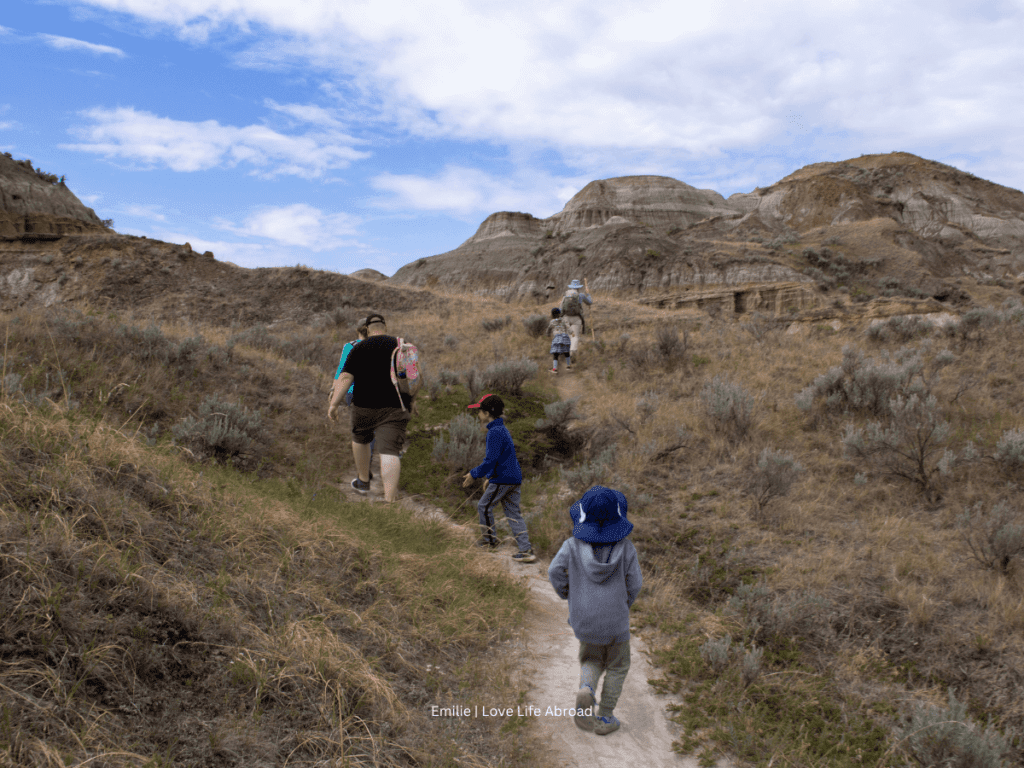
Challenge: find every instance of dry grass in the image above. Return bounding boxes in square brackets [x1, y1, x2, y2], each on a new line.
[0, 390, 530, 766]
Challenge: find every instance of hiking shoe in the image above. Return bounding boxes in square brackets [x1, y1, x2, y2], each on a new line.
[476, 537, 498, 549]
[549, 368, 558, 374]
[512, 549, 537, 563]
[350, 478, 370, 494]
[594, 715, 620, 735]
[574, 685, 595, 731]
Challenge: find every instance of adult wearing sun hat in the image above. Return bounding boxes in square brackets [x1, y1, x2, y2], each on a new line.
[560, 278, 592, 364]
[548, 485, 643, 735]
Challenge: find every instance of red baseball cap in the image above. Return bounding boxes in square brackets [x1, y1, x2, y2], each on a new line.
[467, 394, 503, 415]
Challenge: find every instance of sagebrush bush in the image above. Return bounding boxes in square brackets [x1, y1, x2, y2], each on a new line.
[431, 412, 486, 471]
[749, 447, 804, 516]
[742, 643, 764, 688]
[866, 315, 934, 343]
[842, 393, 972, 503]
[172, 396, 266, 463]
[994, 429, 1024, 476]
[957, 501, 1024, 575]
[522, 314, 549, 338]
[699, 635, 732, 674]
[535, 397, 578, 430]
[700, 375, 756, 441]
[463, 368, 484, 402]
[560, 447, 615, 495]
[481, 315, 512, 333]
[897, 689, 1011, 768]
[481, 357, 537, 396]
[726, 584, 833, 647]
[946, 307, 1002, 345]
[795, 345, 934, 419]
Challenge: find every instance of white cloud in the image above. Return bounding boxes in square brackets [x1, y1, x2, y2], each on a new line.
[38, 33, 126, 57]
[66, 0, 1024, 164]
[62, 107, 371, 177]
[264, 99, 347, 130]
[371, 165, 588, 218]
[215, 203, 362, 251]
[120, 203, 167, 221]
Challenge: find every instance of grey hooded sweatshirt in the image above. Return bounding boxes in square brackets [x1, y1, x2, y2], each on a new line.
[548, 537, 643, 645]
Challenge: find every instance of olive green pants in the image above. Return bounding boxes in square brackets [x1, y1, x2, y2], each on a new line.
[579, 639, 631, 716]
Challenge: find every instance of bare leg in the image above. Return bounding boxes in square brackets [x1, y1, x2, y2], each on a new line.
[381, 454, 401, 502]
[352, 441, 371, 483]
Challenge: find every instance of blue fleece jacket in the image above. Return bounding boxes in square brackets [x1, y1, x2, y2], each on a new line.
[548, 537, 643, 644]
[469, 418, 523, 485]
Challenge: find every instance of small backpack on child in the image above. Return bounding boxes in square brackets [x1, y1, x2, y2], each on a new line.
[390, 337, 420, 411]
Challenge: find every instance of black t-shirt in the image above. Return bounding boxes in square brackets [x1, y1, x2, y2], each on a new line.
[341, 334, 402, 409]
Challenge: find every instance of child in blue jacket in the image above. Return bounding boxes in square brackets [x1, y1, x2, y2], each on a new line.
[548, 485, 643, 735]
[462, 394, 536, 563]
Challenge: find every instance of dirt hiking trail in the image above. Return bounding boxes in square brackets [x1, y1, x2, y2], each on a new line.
[332, 364, 732, 766]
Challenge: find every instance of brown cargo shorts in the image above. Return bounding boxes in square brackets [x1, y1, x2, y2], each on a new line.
[350, 406, 411, 456]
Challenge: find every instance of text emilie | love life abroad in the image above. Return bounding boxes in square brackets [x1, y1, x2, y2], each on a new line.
[430, 704, 592, 718]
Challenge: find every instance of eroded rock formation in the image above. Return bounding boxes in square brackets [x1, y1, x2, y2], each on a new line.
[388, 153, 1024, 309]
[0, 153, 107, 237]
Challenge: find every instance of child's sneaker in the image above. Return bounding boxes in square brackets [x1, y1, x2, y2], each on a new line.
[574, 684, 595, 731]
[549, 368, 558, 374]
[594, 715, 620, 735]
[350, 478, 370, 494]
[511, 549, 537, 563]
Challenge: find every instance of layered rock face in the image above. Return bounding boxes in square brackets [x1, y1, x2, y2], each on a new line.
[547, 176, 735, 232]
[0, 153, 107, 236]
[389, 153, 1024, 305]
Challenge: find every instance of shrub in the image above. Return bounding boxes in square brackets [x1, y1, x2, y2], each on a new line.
[522, 314, 549, 338]
[957, 501, 1024, 575]
[443, 334, 459, 349]
[560, 447, 615, 495]
[481, 315, 512, 333]
[749, 448, 804, 516]
[946, 307, 1002, 345]
[463, 368, 484, 402]
[897, 689, 1011, 768]
[866, 315, 934, 343]
[481, 357, 538, 396]
[654, 326, 688, 361]
[635, 392, 659, 425]
[841, 393, 967, 504]
[994, 429, 1024, 476]
[795, 345, 927, 419]
[741, 312, 782, 344]
[726, 584, 833, 647]
[741, 644, 764, 688]
[115, 323, 173, 363]
[699, 635, 732, 674]
[431, 413, 486, 471]
[172, 397, 266, 463]
[229, 324, 279, 352]
[535, 397, 579, 431]
[700, 375, 756, 442]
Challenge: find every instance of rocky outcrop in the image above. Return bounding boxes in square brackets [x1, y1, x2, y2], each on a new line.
[0, 153, 107, 236]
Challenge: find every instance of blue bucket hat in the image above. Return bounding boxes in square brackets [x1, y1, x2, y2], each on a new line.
[568, 279, 584, 289]
[569, 486, 633, 543]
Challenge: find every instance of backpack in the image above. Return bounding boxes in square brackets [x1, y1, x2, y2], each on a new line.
[561, 292, 583, 317]
[390, 337, 420, 411]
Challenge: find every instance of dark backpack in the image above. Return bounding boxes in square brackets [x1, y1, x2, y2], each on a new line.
[562, 293, 583, 317]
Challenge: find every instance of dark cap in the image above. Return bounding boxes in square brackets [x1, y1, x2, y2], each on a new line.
[362, 313, 386, 327]
[467, 393, 503, 416]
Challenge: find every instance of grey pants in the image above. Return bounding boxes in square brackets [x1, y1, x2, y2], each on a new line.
[477, 483, 531, 552]
[579, 639, 631, 716]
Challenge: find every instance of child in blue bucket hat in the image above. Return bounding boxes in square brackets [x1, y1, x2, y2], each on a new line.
[548, 485, 643, 735]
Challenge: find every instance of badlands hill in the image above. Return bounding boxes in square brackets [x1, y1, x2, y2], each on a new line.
[0, 153, 435, 325]
[390, 152, 1024, 315]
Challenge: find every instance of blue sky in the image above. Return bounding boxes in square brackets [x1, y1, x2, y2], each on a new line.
[2, 1, 1022, 276]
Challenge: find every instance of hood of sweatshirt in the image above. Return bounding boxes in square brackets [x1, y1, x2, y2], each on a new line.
[571, 537, 628, 586]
